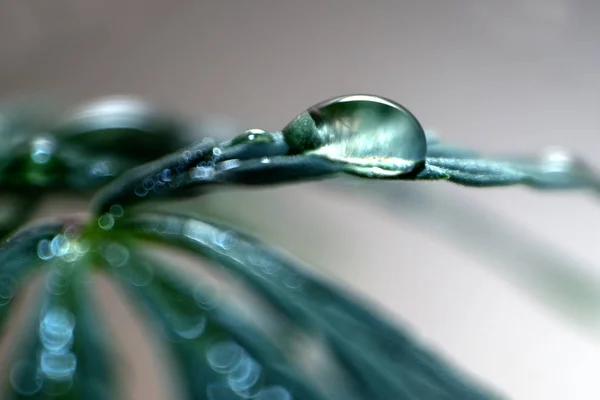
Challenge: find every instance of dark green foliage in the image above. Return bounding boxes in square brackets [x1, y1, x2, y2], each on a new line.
[8, 93, 583, 399]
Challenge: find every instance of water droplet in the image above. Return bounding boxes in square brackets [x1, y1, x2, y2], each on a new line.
[130, 262, 153, 287]
[142, 178, 156, 191]
[256, 386, 292, 400]
[10, 361, 43, 395]
[102, 243, 130, 267]
[39, 307, 75, 351]
[172, 315, 206, 340]
[50, 235, 70, 257]
[134, 185, 148, 197]
[193, 283, 221, 310]
[0, 274, 15, 305]
[89, 160, 114, 177]
[207, 341, 244, 373]
[227, 357, 262, 394]
[191, 166, 215, 180]
[230, 129, 275, 146]
[37, 240, 55, 261]
[282, 94, 427, 177]
[40, 350, 77, 380]
[160, 168, 172, 182]
[213, 230, 237, 251]
[97, 214, 115, 230]
[30, 136, 55, 164]
[212, 148, 222, 157]
[109, 204, 124, 218]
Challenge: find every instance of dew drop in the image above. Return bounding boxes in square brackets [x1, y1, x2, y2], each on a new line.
[227, 357, 262, 393]
[39, 307, 75, 352]
[40, 350, 77, 380]
[0, 274, 15, 305]
[97, 214, 115, 230]
[30, 136, 55, 165]
[109, 204, 124, 218]
[230, 129, 275, 146]
[207, 341, 244, 373]
[193, 283, 221, 310]
[10, 361, 43, 396]
[50, 235, 70, 257]
[160, 168, 173, 182]
[282, 94, 427, 177]
[172, 315, 206, 340]
[102, 242, 130, 267]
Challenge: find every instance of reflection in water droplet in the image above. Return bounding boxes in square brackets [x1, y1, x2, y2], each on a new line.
[40, 350, 77, 380]
[282, 94, 427, 177]
[256, 386, 292, 400]
[10, 361, 43, 395]
[207, 341, 244, 374]
[98, 214, 115, 230]
[37, 239, 54, 260]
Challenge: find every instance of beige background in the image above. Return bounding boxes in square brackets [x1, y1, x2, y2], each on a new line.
[1, 1, 600, 399]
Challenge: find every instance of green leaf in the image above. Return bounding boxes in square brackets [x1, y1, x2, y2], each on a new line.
[118, 211, 500, 400]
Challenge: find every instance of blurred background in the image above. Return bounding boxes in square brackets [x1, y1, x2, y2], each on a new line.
[1, 1, 600, 399]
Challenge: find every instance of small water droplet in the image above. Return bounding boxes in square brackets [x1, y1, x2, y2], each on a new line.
[212, 148, 222, 157]
[213, 230, 237, 251]
[172, 315, 206, 340]
[142, 178, 156, 191]
[227, 357, 262, 394]
[193, 283, 221, 310]
[207, 341, 244, 373]
[109, 204, 124, 218]
[40, 350, 77, 380]
[160, 168, 172, 182]
[39, 307, 75, 352]
[50, 235, 70, 257]
[0, 274, 15, 304]
[282, 94, 427, 177]
[134, 185, 148, 197]
[102, 243, 130, 267]
[130, 262, 153, 287]
[97, 214, 115, 230]
[230, 129, 275, 146]
[10, 361, 43, 395]
[191, 166, 215, 180]
[37, 239, 54, 260]
[30, 136, 55, 164]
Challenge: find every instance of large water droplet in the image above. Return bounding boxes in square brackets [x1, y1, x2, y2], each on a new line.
[282, 94, 427, 177]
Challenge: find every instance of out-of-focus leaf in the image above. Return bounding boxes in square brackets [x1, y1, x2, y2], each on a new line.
[0, 221, 65, 332]
[5, 259, 116, 399]
[118, 211, 500, 400]
[105, 242, 334, 400]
